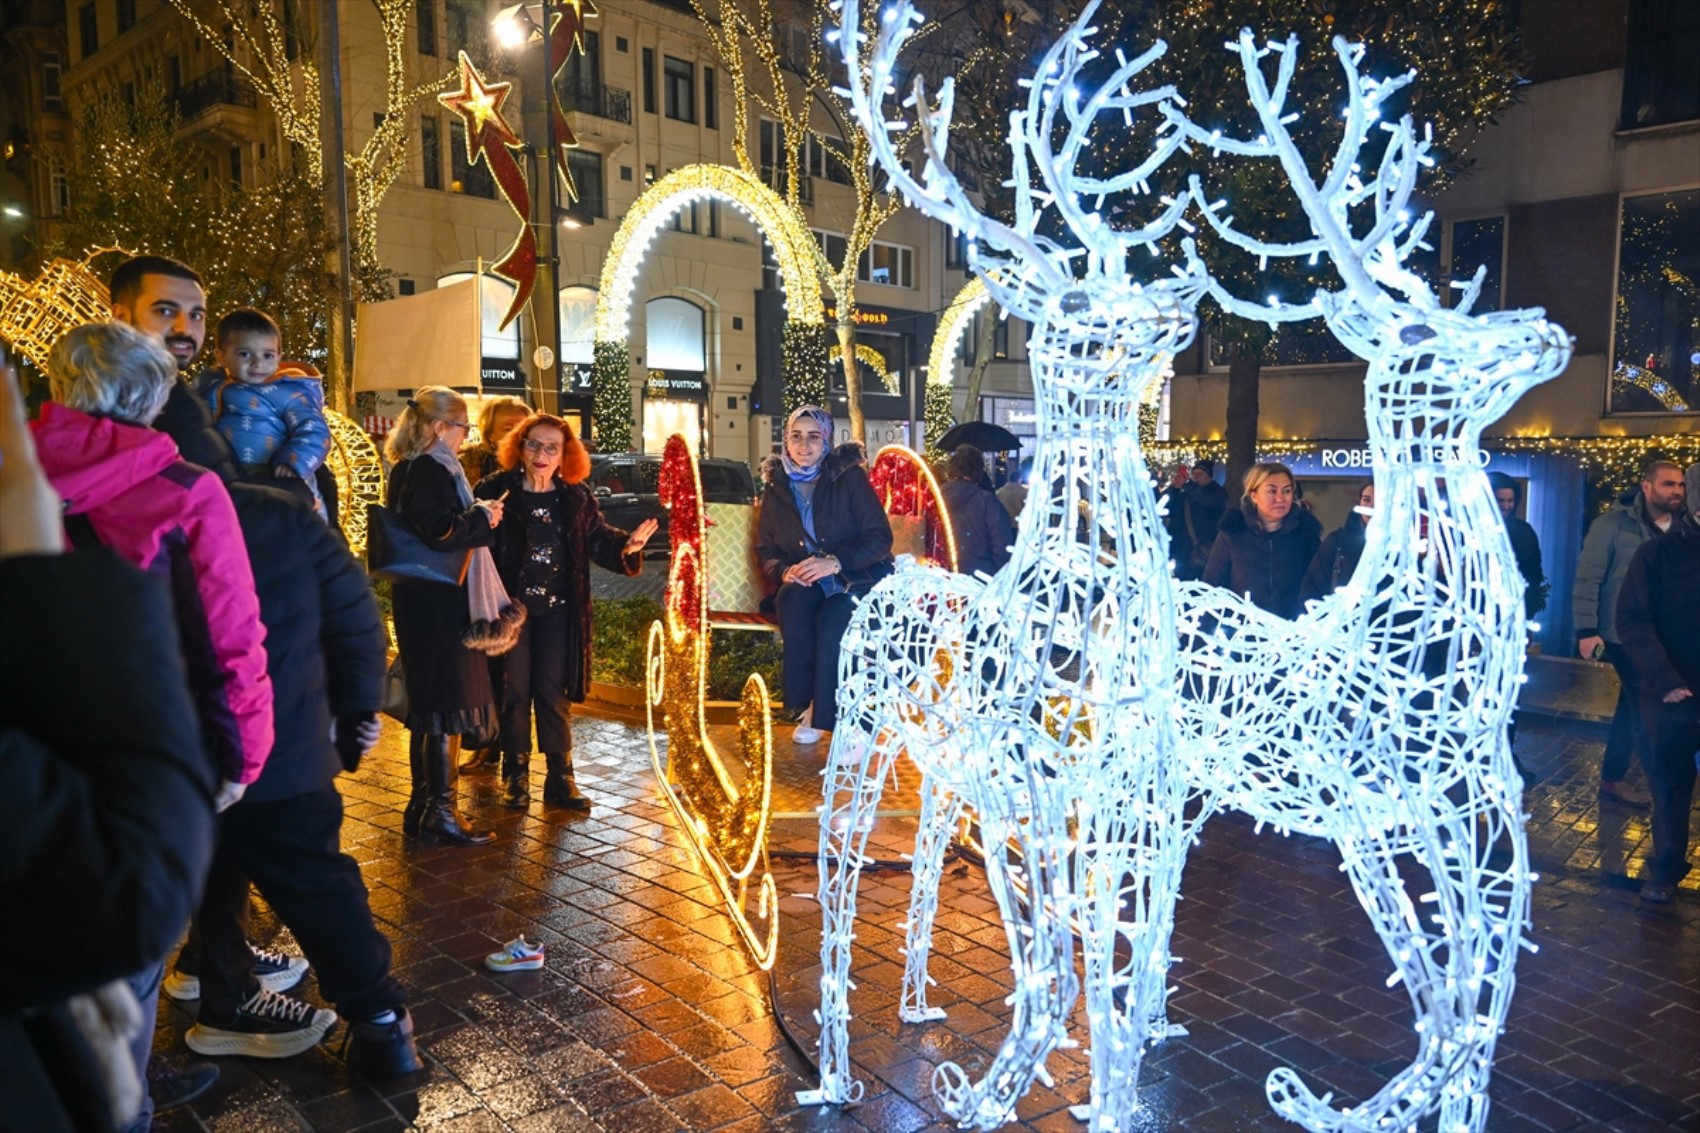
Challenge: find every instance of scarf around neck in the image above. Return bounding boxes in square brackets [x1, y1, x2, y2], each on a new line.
[421, 438, 525, 654]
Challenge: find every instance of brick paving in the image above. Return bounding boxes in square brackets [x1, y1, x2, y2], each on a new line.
[151, 711, 1700, 1132]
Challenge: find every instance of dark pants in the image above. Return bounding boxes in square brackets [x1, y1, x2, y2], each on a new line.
[500, 610, 572, 754]
[1602, 642, 1644, 782]
[1641, 698, 1700, 886]
[199, 788, 404, 1022]
[775, 582, 856, 733]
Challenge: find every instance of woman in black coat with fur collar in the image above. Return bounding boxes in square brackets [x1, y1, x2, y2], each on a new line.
[1203, 462, 1323, 620]
[755, 407, 893, 744]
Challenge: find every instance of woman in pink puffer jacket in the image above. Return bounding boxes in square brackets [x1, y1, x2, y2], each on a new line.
[32, 322, 274, 803]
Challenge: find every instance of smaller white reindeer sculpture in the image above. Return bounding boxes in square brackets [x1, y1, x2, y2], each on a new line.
[1162, 32, 1564, 1133]
[802, 1, 1211, 1129]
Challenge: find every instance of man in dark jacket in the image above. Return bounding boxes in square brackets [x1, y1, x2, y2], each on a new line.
[1615, 462, 1700, 906]
[1573, 460, 1687, 808]
[1488, 472, 1547, 619]
[940, 444, 1014, 577]
[175, 484, 421, 1078]
[1176, 460, 1228, 580]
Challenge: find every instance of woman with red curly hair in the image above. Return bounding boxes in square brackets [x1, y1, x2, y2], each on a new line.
[474, 414, 656, 809]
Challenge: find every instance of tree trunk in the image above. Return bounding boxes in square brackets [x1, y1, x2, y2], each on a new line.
[962, 306, 998, 425]
[835, 314, 866, 447]
[1225, 348, 1261, 495]
[323, 287, 352, 413]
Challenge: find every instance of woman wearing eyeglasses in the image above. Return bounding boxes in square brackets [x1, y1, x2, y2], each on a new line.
[386, 387, 509, 845]
[476, 413, 657, 811]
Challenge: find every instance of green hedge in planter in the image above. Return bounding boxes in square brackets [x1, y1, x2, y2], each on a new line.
[590, 596, 784, 702]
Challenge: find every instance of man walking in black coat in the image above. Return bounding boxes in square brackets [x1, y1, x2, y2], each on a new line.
[1616, 462, 1700, 906]
[177, 484, 422, 1076]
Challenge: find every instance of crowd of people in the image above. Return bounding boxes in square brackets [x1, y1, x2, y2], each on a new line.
[3, 251, 1695, 1127]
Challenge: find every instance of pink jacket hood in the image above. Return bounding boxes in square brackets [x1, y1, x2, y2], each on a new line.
[33, 402, 181, 512]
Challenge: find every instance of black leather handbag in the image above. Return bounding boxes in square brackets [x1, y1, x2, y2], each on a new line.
[366, 503, 471, 586]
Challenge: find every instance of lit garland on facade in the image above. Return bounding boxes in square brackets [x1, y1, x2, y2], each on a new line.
[644, 435, 780, 970]
[590, 340, 632, 452]
[590, 164, 825, 440]
[780, 321, 828, 413]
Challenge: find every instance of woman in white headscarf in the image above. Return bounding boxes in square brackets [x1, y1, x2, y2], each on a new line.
[755, 406, 894, 745]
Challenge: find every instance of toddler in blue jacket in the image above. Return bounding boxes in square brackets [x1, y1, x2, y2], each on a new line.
[197, 307, 330, 516]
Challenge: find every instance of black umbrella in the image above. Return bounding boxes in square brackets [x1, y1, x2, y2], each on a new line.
[936, 420, 1023, 452]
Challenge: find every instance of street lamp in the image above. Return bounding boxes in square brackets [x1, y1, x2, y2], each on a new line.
[2, 204, 24, 220]
[491, 0, 566, 415]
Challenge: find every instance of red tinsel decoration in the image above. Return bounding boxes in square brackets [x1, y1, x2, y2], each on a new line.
[658, 435, 704, 629]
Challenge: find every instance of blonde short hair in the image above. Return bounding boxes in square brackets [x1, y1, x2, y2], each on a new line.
[475, 395, 531, 446]
[47, 321, 176, 425]
[386, 386, 467, 463]
[1241, 461, 1295, 505]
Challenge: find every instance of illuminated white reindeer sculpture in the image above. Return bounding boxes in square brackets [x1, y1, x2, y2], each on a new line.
[1159, 33, 1562, 1133]
[802, 2, 1210, 1128]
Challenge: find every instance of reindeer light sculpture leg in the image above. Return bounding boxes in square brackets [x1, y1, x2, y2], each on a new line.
[1165, 33, 1570, 1130]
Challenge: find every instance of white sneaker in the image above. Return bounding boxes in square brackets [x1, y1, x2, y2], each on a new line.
[184, 986, 337, 1058]
[165, 943, 309, 1001]
[793, 724, 823, 745]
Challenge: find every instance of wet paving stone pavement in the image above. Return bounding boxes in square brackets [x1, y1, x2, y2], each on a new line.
[152, 709, 1700, 1132]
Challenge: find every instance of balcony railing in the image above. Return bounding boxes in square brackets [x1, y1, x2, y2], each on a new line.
[560, 82, 632, 125]
[174, 69, 257, 120]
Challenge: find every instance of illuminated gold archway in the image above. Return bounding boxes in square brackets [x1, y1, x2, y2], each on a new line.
[590, 165, 825, 451]
[926, 276, 990, 396]
[831, 343, 899, 394]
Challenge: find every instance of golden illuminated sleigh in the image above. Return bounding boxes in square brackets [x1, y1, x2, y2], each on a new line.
[643, 436, 955, 969]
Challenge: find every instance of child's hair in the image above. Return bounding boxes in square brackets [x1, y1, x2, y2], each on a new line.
[386, 386, 466, 463]
[497, 412, 592, 484]
[216, 307, 281, 347]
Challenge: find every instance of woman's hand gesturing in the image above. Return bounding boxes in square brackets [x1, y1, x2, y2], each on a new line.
[625, 517, 659, 555]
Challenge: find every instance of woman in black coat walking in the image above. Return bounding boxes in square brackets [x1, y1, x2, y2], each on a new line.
[939, 444, 1014, 577]
[385, 387, 511, 845]
[1203, 462, 1323, 620]
[476, 414, 655, 810]
[755, 406, 894, 745]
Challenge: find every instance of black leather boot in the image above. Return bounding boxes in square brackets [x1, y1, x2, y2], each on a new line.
[402, 731, 428, 834]
[500, 751, 532, 809]
[541, 751, 590, 811]
[458, 741, 501, 773]
[347, 1006, 424, 1081]
[418, 734, 495, 845]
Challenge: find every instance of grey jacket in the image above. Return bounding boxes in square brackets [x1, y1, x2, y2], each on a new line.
[1572, 492, 1681, 643]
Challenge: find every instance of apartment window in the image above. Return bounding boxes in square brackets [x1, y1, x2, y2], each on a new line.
[858, 240, 914, 288]
[566, 149, 604, 217]
[417, 0, 437, 56]
[42, 51, 63, 111]
[642, 48, 655, 114]
[759, 118, 788, 189]
[813, 228, 847, 268]
[450, 121, 495, 198]
[445, 0, 483, 58]
[1621, 0, 1700, 129]
[806, 134, 850, 185]
[946, 229, 968, 270]
[166, 54, 180, 94]
[707, 199, 721, 238]
[615, 35, 628, 53]
[1445, 216, 1504, 313]
[663, 56, 694, 123]
[117, 0, 136, 34]
[420, 114, 442, 190]
[1610, 188, 1698, 413]
[560, 29, 600, 99]
[668, 201, 699, 234]
[47, 154, 69, 216]
[120, 81, 134, 108]
[229, 146, 243, 185]
[703, 66, 716, 129]
[78, 3, 98, 58]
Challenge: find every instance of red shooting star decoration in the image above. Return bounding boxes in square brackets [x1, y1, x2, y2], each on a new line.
[439, 52, 535, 330]
[544, 0, 594, 202]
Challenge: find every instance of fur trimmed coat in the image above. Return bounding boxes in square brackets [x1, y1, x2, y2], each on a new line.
[1203, 504, 1324, 620]
[755, 443, 895, 593]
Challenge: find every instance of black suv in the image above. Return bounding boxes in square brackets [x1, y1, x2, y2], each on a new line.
[589, 453, 759, 556]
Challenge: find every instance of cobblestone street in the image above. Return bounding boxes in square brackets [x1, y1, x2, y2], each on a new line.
[152, 710, 1700, 1132]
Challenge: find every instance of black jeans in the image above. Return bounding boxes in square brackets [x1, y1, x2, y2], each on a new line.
[199, 788, 404, 1022]
[1641, 698, 1700, 886]
[1602, 642, 1644, 782]
[775, 581, 856, 733]
[500, 609, 572, 754]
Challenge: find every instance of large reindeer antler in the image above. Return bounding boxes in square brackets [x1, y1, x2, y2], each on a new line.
[1168, 31, 1486, 325]
[834, 0, 1198, 315]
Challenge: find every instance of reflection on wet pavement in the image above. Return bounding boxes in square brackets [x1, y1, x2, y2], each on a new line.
[151, 712, 1699, 1131]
